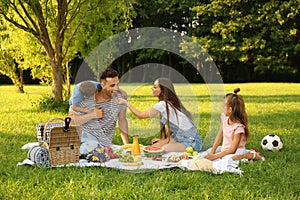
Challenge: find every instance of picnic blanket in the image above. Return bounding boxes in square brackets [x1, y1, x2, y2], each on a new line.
[17, 143, 244, 175]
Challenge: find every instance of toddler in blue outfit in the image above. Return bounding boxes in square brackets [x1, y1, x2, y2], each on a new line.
[69, 81, 101, 113]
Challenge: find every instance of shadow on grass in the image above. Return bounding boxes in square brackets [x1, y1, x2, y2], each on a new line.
[244, 94, 300, 103]
[249, 109, 300, 130]
[130, 94, 300, 103]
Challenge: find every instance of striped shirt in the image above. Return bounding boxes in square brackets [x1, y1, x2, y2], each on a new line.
[79, 92, 127, 147]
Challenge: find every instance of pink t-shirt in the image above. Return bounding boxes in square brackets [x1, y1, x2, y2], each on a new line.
[221, 113, 246, 152]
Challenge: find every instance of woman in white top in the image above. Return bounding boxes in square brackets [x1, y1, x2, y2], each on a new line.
[116, 77, 202, 152]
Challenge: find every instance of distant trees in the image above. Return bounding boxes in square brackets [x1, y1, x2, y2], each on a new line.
[117, 0, 300, 82]
[1, 0, 299, 93]
[186, 0, 300, 81]
[112, 0, 202, 82]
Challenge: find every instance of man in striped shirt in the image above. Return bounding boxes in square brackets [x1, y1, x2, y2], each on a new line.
[69, 68, 129, 154]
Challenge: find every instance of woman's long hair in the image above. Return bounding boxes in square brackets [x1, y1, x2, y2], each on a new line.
[225, 88, 250, 141]
[156, 77, 193, 139]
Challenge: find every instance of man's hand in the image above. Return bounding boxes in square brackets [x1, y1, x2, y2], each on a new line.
[95, 106, 104, 119]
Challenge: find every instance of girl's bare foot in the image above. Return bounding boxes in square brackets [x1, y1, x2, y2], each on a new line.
[248, 148, 265, 161]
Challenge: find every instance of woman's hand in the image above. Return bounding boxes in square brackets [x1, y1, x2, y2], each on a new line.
[115, 97, 128, 105]
[152, 138, 160, 144]
[118, 88, 128, 99]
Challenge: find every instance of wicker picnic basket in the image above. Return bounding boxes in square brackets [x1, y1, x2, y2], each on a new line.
[39, 117, 82, 167]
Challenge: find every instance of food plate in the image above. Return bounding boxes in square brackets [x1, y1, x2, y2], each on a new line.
[188, 155, 199, 159]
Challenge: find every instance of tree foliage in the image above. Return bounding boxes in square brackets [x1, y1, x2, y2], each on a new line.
[0, 20, 23, 92]
[111, 0, 201, 82]
[0, 20, 47, 92]
[1, 0, 299, 87]
[0, 0, 136, 101]
[0, 20, 51, 88]
[0, 0, 86, 101]
[191, 0, 300, 80]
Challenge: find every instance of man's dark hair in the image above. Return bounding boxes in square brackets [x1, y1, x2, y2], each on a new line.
[99, 68, 119, 81]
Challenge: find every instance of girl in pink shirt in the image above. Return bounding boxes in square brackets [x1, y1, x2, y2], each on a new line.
[205, 88, 265, 162]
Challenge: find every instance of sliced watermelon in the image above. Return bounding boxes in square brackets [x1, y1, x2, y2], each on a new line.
[144, 146, 163, 152]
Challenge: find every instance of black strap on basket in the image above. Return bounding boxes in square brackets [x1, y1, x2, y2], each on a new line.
[63, 117, 71, 132]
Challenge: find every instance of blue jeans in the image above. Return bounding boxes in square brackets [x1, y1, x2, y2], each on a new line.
[171, 126, 202, 152]
[80, 131, 99, 154]
[161, 117, 203, 152]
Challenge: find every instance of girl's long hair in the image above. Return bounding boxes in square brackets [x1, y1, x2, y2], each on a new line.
[157, 77, 193, 139]
[225, 88, 250, 141]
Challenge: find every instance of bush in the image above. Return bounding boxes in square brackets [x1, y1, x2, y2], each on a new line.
[33, 95, 69, 113]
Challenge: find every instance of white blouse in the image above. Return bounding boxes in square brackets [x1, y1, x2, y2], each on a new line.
[153, 101, 194, 130]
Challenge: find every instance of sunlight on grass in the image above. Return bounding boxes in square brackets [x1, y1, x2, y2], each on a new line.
[0, 83, 299, 199]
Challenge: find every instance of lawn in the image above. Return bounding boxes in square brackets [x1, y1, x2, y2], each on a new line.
[0, 83, 299, 200]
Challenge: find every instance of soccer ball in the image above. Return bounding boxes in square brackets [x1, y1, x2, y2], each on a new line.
[261, 134, 283, 151]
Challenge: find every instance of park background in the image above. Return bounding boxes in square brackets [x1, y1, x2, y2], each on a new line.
[0, 1, 299, 96]
[0, 1, 299, 200]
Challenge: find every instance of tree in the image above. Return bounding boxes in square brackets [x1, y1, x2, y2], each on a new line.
[112, 0, 202, 82]
[0, 20, 23, 92]
[191, 0, 300, 80]
[0, 45, 24, 92]
[0, 0, 88, 101]
[0, 0, 136, 102]
[0, 18, 51, 92]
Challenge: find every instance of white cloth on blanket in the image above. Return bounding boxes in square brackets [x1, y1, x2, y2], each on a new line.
[212, 155, 243, 175]
[179, 148, 244, 175]
[17, 143, 243, 175]
[21, 142, 39, 150]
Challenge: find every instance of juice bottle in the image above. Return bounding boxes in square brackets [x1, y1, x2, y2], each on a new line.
[131, 135, 141, 156]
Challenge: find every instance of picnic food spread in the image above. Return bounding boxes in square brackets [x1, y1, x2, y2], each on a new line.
[19, 143, 245, 175]
[167, 154, 189, 162]
[112, 145, 165, 165]
[24, 140, 199, 168]
[121, 144, 143, 152]
[85, 144, 196, 168]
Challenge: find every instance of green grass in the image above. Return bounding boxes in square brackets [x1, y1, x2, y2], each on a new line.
[0, 83, 299, 199]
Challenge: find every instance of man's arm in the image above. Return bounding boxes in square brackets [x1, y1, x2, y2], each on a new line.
[72, 104, 94, 114]
[118, 109, 129, 144]
[68, 106, 104, 125]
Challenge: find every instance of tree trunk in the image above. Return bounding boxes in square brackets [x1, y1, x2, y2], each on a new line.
[51, 58, 63, 102]
[18, 68, 24, 93]
[66, 62, 71, 98]
[40, 39, 63, 102]
[11, 72, 24, 93]
[44, 39, 63, 102]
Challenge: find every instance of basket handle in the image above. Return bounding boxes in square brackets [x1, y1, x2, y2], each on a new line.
[42, 117, 72, 142]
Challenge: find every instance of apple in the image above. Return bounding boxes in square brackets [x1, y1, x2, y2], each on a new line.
[186, 146, 194, 153]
